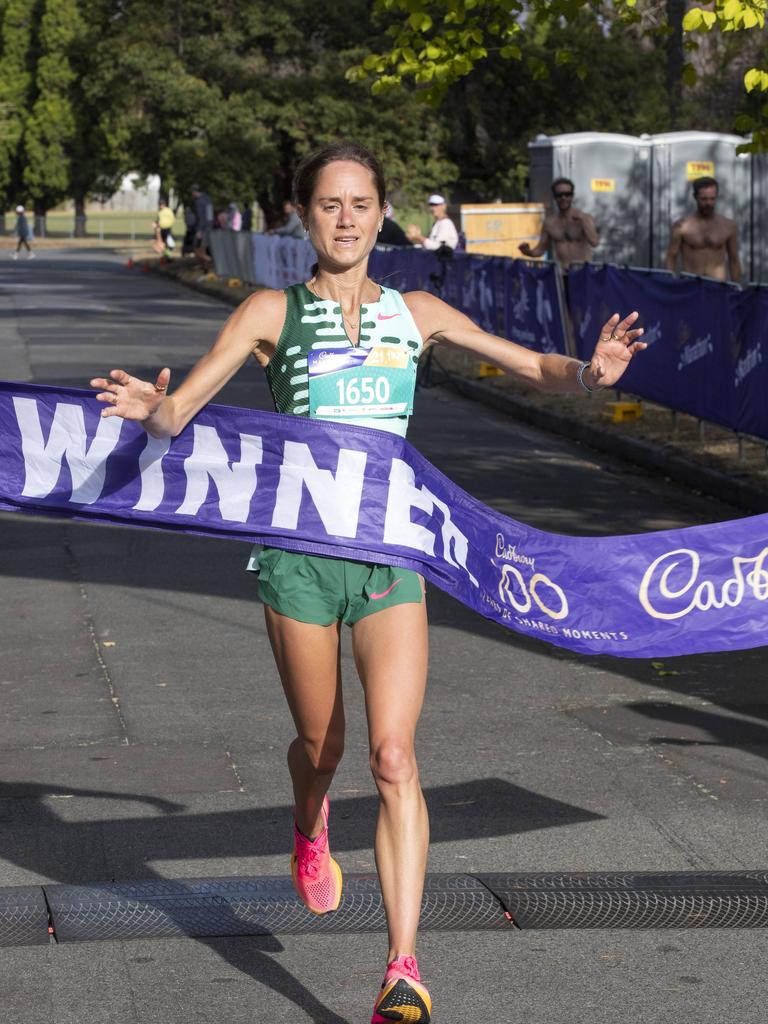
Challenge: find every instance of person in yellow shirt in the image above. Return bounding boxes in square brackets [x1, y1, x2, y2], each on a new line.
[155, 200, 176, 254]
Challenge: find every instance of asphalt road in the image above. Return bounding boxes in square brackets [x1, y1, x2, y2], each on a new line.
[1, 250, 767, 1024]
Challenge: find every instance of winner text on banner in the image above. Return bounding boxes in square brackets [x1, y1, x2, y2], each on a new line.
[1, 380, 767, 659]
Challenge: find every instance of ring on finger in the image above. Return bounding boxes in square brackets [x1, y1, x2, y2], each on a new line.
[154, 383, 167, 393]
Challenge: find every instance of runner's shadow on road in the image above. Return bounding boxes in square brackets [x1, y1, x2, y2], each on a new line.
[0, 777, 603, 884]
[204, 936, 351, 1024]
[1, 775, 593, 1021]
[0, 779, 355, 1022]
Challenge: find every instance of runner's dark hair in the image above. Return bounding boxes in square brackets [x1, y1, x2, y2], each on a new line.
[692, 176, 718, 196]
[293, 142, 387, 210]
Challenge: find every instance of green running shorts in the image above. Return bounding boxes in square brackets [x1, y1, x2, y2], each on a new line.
[250, 546, 423, 626]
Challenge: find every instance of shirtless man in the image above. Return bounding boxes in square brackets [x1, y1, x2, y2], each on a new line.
[665, 177, 741, 283]
[519, 177, 599, 269]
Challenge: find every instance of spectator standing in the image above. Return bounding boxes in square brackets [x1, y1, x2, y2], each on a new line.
[190, 185, 214, 265]
[520, 178, 599, 270]
[406, 194, 459, 250]
[182, 204, 197, 255]
[268, 199, 306, 239]
[665, 176, 741, 283]
[11, 205, 34, 260]
[241, 204, 253, 232]
[157, 200, 175, 254]
[227, 202, 242, 231]
[377, 201, 410, 247]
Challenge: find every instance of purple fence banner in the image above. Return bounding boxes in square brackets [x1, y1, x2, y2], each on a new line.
[502, 259, 567, 355]
[234, 237, 568, 356]
[370, 249, 567, 353]
[568, 264, 768, 440]
[368, 247, 434, 294]
[251, 234, 316, 290]
[2, 380, 768, 659]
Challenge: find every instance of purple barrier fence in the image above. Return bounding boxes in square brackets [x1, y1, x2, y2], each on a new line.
[568, 264, 768, 440]
[368, 249, 568, 354]
[216, 237, 569, 356]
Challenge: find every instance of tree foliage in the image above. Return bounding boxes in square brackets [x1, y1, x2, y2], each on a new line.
[683, 1, 768, 149]
[89, 0, 456, 219]
[22, 0, 82, 212]
[0, 0, 36, 210]
[439, 7, 668, 200]
[348, 1, 640, 103]
[2, 0, 765, 228]
[349, 0, 768, 150]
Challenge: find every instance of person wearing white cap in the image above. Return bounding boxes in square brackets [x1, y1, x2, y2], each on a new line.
[11, 205, 35, 260]
[406, 193, 459, 251]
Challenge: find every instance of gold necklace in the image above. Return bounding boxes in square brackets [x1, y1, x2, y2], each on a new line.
[308, 278, 360, 329]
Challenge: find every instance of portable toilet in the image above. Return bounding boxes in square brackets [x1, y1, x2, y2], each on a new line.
[650, 131, 751, 277]
[527, 132, 652, 267]
[751, 151, 768, 283]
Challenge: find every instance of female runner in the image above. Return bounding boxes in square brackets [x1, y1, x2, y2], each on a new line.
[90, 141, 645, 1023]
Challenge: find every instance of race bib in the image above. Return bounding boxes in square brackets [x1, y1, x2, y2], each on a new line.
[308, 345, 415, 419]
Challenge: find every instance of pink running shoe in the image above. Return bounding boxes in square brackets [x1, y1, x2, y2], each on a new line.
[290, 795, 342, 914]
[371, 955, 431, 1023]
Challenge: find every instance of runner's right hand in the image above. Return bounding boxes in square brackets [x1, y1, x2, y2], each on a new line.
[90, 367, 171, 421]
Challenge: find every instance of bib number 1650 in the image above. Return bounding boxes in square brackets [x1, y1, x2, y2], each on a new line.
[335, 376, 390, 405]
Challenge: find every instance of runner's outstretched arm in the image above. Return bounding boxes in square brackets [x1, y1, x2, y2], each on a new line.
[406, 290, 645, 393]
[89, 289, 286, 437]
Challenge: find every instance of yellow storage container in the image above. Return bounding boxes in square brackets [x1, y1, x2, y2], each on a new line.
[460, 203, 546, 259]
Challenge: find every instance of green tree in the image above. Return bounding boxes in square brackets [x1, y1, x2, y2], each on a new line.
[438, 8, 668, 200]
[22, 0, 83, 233]
[0, 0, 36, 232]
[350, 0, 768, 150]
[683, 1, 768, 150]
[67, 0, 152, 235]
[100, 0, 454, 223]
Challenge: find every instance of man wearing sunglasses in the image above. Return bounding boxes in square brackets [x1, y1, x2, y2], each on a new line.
[519, 177, 599, 270]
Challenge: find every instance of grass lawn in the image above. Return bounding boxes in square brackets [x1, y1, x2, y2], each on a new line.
[2, 209, 186, 239]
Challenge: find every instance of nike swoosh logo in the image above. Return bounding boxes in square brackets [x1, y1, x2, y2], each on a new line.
[370, 578, 403, 600]
[377, 313, 401, 321]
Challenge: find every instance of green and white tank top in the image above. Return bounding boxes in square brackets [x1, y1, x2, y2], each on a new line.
[265, 282, 423, 438]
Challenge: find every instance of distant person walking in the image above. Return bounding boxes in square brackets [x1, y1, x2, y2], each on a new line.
[406, 194, 459, 250]
[519, 178, 598, 270]
[665, 176, 741, 283]
[11, 205, 34, 260]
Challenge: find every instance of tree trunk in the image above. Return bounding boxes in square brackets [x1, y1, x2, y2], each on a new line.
[666, 0, 685, 127]
[74, 194, 87, 237]
[0, 213, 6, 236]
[34, 201, 47, 238]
